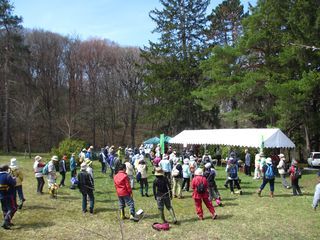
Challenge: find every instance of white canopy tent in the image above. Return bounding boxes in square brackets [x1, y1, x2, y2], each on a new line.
[169, 128, 295, 149]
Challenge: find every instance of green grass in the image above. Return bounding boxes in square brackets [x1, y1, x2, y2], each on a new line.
[0, 153, 319, 240]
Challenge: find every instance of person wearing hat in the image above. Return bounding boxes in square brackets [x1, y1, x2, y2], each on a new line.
[204, 163, 222, 206]
[137, 159, 149, 197]
[172, 158, 183, 199]
[191, 168, 217, 220]
[288, 160, 302, 196]
[33, 155, 46, 194]
[70, 153, 77, 178]
[159, 155, 172, 186]
[277, 153, 291, 189]
[253, 152, 262, 180]
[58, 155, 67, 187]
[153, 167, 177, 224]
[77, 162, 95, 214]
[0, 164, 17, 229]
[48, 156, 59, 198]
[85, 159, 94, 179]
[226, 158, 242, 195]
[113, 164, 136, 221]
[85, 146, 94, 160]
[9, 158, 26, 209]
[124, 158, 134, 189]
[182, 158, 191, 192]
[257, 157, 276, 198]
[312, 171, 320, 210]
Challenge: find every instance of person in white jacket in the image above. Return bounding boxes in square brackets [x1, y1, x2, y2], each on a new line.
[137, 159, 148, 197]
[277, 154, 290, 189]
[312, 171, 320, 210]
[125, 158, 134, 189]
[48, 156, 59, 198]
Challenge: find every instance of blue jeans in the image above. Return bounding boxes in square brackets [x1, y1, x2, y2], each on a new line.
[82, 191, 94, 213]
[260, 178, 275, 192]
[15, 185, 25, 202]
[118, 195, 135, 215]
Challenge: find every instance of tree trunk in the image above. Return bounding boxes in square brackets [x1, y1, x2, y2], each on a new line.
[304, 124, 310, 153]
[130, 100, 137, 147]
[2, 51, 10, 152]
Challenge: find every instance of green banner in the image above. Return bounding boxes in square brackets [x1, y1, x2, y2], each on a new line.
[160, 133, 165, 154]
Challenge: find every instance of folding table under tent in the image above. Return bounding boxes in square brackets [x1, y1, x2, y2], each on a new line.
[169, 128, 295, 149]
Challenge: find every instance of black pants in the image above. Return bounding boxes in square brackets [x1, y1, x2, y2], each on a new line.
[229, 179, 241, 193]
[182, 178, 190, 191]
[140, 178, 149, 195]
[291, 178, 302, 195]
[59, 172, 66, 186]
[244, 165, 251, 176]
[36, 177, 45, 193]
[71, 169, 77, 178]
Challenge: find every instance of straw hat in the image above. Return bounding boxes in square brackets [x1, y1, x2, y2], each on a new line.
[154, 167, 164, 176]
[51, 156, 59, 161]
[34, 155, 42, 162]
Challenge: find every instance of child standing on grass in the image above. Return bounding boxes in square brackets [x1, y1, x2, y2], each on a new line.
[312, 171, 320, 210]
[288, 160, 302, 196]
[153, 167, 177, 224]
[9, 158, 26, 209]
[191, 168, 217, 220]
[114, 164, 137, 221]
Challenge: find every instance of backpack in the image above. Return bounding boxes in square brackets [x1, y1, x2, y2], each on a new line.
[229, 164, 237, 179]
[42, 163, 49, 175]
[196, 181, 206, 194]
[293, 167, 302, 179]
[265, 164, 275, 179]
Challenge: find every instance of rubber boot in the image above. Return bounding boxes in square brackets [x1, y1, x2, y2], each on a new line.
[270, 191, 274, 198]
[257, 189, 261, 197]
[120, 209, 127, 220]
[169, 208, 177, 224]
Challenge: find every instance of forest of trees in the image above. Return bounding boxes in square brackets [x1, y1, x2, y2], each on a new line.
[0, 0, 319, 158]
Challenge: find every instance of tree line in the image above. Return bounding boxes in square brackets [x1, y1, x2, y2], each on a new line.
[0, 0, 319, 159]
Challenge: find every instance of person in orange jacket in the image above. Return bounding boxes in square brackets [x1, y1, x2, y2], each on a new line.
[191, 168, 217, 220]
[114, 164, 136, 220]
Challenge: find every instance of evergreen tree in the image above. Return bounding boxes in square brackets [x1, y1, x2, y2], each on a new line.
[142, 0, 214, 132]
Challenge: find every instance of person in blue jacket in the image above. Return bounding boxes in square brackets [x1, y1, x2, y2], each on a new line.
[0, 164, 17, 230]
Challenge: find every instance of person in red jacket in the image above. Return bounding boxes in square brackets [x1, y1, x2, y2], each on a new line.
[114, 164, 136, 220]
[191, 168, 217, 220]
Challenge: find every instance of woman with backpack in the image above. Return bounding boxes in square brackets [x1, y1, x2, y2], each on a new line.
[204, 163, 223, 206]
[191, 168, 217, 220]
[257, 157, 276, 198]
[288, 160, 302, 196]
[226, 158, 242, 195]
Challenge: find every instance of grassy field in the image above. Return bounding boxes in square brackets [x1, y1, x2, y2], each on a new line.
[0, 153, 319, 240]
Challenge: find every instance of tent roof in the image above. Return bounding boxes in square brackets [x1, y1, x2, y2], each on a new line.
[169, 128, 295, 148]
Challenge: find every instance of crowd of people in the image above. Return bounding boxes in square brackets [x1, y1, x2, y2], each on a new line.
[0, 144, 320, 230]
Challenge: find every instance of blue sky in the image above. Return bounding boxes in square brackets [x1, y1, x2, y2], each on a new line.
[13, 0, 255, 47]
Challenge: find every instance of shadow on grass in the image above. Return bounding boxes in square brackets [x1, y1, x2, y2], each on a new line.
[222, 202, 238, 207]
[222, 197, 237, 201]
[26, 205, 56, 210]
[60, 195, 79, 200]
[144, 213, 159, 220]
[15, 221, 55, 230]
[94, 207, 116, 213]
[178, 216, 199, 223]
[216, 214, 233, 220]
[96, 199, 115, 203]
